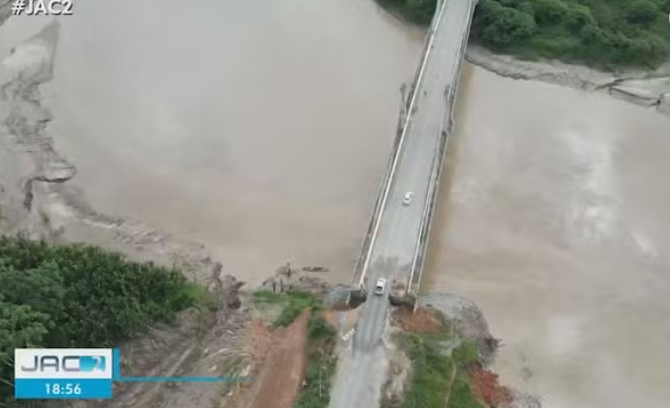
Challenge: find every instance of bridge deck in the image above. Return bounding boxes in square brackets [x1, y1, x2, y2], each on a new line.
[354, 0, 477, 294]
[330, 2, 478, 408]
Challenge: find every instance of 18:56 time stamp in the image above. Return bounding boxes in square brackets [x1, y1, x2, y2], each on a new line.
[11, 0, 74, 16]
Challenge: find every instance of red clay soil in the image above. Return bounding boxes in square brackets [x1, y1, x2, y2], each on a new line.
[243, 310, 310, 408]
[469, 366, 514, 407]
[392, 307, 443, 333]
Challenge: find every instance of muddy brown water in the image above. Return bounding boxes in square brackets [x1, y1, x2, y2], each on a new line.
[26, 0, 424, 277]
[1, 0, 670, 407]
[425, 64, 670, 408]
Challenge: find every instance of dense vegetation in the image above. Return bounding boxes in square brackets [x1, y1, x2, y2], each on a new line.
[387, 316, 484, 408]
[0, 236, 201, 407]
[378, 0, 670, 68]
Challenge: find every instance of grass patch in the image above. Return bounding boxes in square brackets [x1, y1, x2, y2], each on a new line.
[398, 333, 455, 408]
[253, 289, 322, 327]
[391, 310, 484, 408]
[293, 314, 338, 408]
[448, 341, 484, 408]
[447, 369, 485, 408]
[253, 289, 286, 304]
[183, 283, 219, 312]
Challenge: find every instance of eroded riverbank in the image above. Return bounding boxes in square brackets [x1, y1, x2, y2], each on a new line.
[466, 45, 670, 115]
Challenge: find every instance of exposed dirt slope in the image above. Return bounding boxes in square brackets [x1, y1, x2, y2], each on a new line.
[238, 311, 310, 408]
[78, 274, 250, 408]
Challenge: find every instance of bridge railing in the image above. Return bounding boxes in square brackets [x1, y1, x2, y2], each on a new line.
[407, 0, 478, 298]
[350, 93, 405, 288]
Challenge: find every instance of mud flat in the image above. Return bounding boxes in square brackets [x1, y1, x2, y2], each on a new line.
[0, 18, 238, 282]
[466, 44, 670, 115]
[0, 1, 10, 27]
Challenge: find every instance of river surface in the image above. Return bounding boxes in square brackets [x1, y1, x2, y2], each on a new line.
[426, 64, 670, 408]
[1, 0, 670, 407]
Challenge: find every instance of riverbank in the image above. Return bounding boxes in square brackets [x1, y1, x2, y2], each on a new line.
[0, 1, 11, 27]
[374, 0, 670, 114]
[0, 20, 220, 283]
[466, 44, 670, 115]
[377, 0, 670, 112]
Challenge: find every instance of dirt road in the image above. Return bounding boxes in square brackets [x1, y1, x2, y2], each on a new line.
[233, 311, 310, 408]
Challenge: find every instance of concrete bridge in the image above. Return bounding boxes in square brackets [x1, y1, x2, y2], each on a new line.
[331, 5, 481, 408]
[350, 0, 478, 298]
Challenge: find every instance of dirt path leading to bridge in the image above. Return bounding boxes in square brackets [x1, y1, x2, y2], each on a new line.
[228, 311, 310, 408]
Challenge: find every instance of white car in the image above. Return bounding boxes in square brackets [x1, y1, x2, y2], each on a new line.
[374, 278, 387, 295]
[402, 192, 413, 206]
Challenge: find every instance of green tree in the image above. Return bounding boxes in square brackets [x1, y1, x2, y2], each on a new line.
[0, 296, 50, 404]
[625, 1, 659, 27]
[0, 261, 65, 328]
[565, 4, 595, 31]
[531, 0, 568, 25]
[480, 7, 537, 46]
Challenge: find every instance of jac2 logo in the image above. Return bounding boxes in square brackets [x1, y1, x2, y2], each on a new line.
[20, 355, 106, 373]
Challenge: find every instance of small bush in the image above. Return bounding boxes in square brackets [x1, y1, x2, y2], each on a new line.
[308, 313, 336, 341]
[253, 289, 286, 304]
[448, 372, 485, 408]
[274, 290, 320, 327]
[453, 340, 480, 368]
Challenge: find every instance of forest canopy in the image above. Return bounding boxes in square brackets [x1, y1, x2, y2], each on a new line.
[378, 0, 670, 68]
[0, 236, 199, 407]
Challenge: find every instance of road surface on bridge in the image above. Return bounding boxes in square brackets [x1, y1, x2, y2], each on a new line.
[328, 1, 477, 408]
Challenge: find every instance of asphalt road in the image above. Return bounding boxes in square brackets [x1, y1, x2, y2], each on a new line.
[328, 1, 477, 407]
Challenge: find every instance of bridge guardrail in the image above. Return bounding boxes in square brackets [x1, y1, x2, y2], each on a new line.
[350, 96, 405, 287]
[407, 0, 478, 297]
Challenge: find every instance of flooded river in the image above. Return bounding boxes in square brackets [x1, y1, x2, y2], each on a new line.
[2, 0, 670, 407]
[37, 0, 423, 276]
[426, 64, 670, 408]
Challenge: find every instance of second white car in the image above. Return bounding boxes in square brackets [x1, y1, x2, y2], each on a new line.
[374, 278, 387, 295]
[403, 192, 413, 206]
